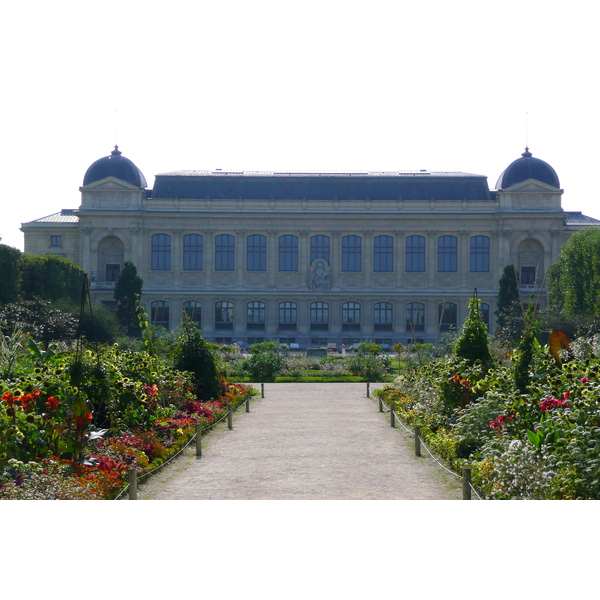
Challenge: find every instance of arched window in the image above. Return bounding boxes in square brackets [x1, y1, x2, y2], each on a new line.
[342, 302, 361, 331]
[342, 235, 362, 272]
[470, 236, 490, 272]
[311, 235, 330, 263]
[215, 301, 234, 330]
[374, 302, 393, 331]
[182, 301, 202, 327]
[151, 234, 171, 270]
[406, 302, 425, 332]
[247, 301, 266, 330]
[310, 302, 329, 332]
[438, 236, 457, 272]
[406, 235, 425, 272]
[438, 301, 457, 333]
[278, 302, 297, 331]
[151, 300, 170, 329]
[183, 234, 203, 270]
[279, 235, 298, 271]
[215, 234, 235, 271]
[374, 235, 393, 272]
[247, 235, 267, 271]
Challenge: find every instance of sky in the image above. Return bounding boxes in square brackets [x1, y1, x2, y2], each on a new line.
[1, 0, 599, 252]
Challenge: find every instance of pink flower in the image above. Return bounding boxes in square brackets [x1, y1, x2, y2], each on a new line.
[581, 377, 589, 384]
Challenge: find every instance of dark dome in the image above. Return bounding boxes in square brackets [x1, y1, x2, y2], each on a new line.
[496, 148, 560, 189]
[83, 146, 147, 187]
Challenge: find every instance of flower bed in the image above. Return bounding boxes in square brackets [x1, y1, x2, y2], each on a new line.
[0, 344, 254, 500]
[376, 334, 600, 499]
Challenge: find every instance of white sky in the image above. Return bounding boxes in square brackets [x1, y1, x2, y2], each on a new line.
[1, 0, 598, 251]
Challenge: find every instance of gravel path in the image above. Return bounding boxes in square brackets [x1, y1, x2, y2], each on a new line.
[135, 382, 463, 500]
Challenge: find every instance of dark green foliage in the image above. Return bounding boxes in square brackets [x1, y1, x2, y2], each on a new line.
[173, 319, 222, 400]
[513, 305, 539, 393]
[19, 254, 85, 304]
[0, 298, 78, 345]
[494, 265, 524, 346]
[547, 227, 600, 318]
[357, 342, 382, 356]
[243, 350, 285, 381]
[0, 244, 21, 306]
[454, 297, 492, 367]
[77, 304, 121, 344]
[248, 341, 279, 354]
[114, 261, 143, 337]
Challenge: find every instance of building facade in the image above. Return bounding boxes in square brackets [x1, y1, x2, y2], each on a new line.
[21, 146, 598, 349]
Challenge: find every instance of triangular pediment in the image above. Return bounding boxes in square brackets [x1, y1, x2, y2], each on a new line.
[80, 177, 141, 192]
[502, 179, 562, 193]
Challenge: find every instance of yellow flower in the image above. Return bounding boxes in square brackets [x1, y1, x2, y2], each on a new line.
[176, 428, 184, 436]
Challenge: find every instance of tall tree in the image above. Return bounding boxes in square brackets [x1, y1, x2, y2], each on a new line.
[547, 227, 600, 319]
[494, 264, 524, 346]
[19, 254, 85, 303]
[454, 296, 492, 367]
[114, 261, 143, 336]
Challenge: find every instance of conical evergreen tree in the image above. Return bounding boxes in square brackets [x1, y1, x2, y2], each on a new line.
[495, 264, 524, 346]
[114, 261, 143, 337]
[454, 295, 492, 367]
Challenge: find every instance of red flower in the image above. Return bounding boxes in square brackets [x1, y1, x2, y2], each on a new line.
[45, 396, 61, 411]
[581, 377, 590, 384]
[540, 397, 570, 412]
[74, 413, 93, 428]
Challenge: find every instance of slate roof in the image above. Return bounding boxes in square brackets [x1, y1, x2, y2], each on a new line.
[27, 209, 79, 224]
[149, 170, 492, 201]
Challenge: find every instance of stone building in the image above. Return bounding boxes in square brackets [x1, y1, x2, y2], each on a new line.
[21, 146, 598, 349]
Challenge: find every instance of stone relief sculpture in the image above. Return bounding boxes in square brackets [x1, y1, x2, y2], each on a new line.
[310, 260, 330, 290]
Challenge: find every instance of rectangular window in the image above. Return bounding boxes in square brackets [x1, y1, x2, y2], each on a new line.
[151, 301, 170, 330]
[521, 266, 536, 285]
[310, 235, 330, 263]
[278, 302, 297, 331]
[106, 263, 120, 282]
[215, 301, 234, 330]
[374, 236, 393, 272]
[310, 302, 329, 332]
[183, 234, 203, 270]
[215, 234, 235, 271]
[50, 235, 62, 247]
[279, 235, 298, 271]
[247, 301, 266, 331]
[342, 302, 361, 332]
[406, 235, 425, 272]
[151, 234, 171, 270]
[374, 302, 393, 332]
[438, 236, 457, 272]
[342, 235, 362, 272]
[470, 236, 490, 272]
[247, 235, 267, 271]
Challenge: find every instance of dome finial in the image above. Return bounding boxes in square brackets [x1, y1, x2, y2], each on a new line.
[111, 145, 122, 157]
[522, 147, 532, 158]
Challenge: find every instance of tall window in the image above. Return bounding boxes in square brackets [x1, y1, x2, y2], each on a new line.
[247, 235, 267, 271]
[279, 235, 298, 271]
[374, 302, 393, 331]
[374, 235, 393, 272]
[438, 302, 457, 333]
[311, 235, 330, 263]
[151, 300, 170, 329]
[406, 302, 425, 332]
[342, 235, 362, 272]
[215, 234, 235, 271]
[183, 234, 203, 270]
[106, 264, 120, 282]
[310, 302, 329, 332]
[247, 301, 266, 330]
[183, 301, 202, 327]
[278, 302, 297, 331]
[470, 236, 490, 272]
[342, 302, 361, 331]
[438, 236, 457, 272]
[215, 301, 234, 330]
[406, 235, 425, 272]
[151, 234, 171, 270]
[521, 266, 536, 285]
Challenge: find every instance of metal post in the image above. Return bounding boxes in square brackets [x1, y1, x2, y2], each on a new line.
[195, 424, 202, 458]
[379, 396, 384, 413]
[463, 468, 472, 500]
[367, 382, 370, 397]
[246, 395, 250, 413]
[128, 469, 138, 500]
[261, 383, 264, 398]
[390, 406, 396, 428]
[415, 426, 421, 457]
[228, 404, 233, 430]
